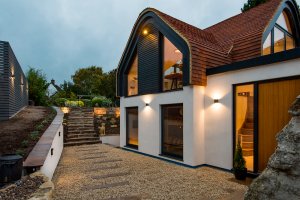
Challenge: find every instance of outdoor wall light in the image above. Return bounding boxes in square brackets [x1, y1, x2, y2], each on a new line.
[146, 103, 149, 106]
[10, 75, 15, 79]
[51, 148, 54, 156]
[214, 99, 220, 103]
[142, 29, 149, 35]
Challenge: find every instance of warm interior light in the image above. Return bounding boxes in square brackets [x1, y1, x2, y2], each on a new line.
[175, 49, 181, 53]
[145, 103, 149, 106]
[142, 29, 148, 35]
[214, 99, 220, 103]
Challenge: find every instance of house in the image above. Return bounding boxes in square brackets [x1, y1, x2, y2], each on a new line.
[116, 0, 300, 175]
[0, 41, 28, 121]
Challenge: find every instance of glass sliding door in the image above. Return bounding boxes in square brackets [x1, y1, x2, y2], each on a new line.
[126, 107, 138, 148]
[235, 84, 254, 172]
[161, 104, 183, 160]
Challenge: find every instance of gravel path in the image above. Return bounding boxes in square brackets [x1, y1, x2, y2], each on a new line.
[52, 144, 248, 200]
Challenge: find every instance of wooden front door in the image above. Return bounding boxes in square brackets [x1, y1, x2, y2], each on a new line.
[258, 79, 300, 171]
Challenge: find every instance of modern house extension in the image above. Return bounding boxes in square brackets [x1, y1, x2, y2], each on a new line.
[0, 41, 28, 121]
[116, 0, 300, 175]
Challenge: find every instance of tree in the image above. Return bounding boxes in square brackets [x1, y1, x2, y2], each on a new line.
[71, 66, 104, 95]
[241, 0, 267, 12]
[102, 69, 117, 102]
[26, 67, 49, 106]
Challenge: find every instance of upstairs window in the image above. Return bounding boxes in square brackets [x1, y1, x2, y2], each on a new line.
[163, 37, 183, 91]
[127, 54, 138, 96]
[263, 10, 295, 55]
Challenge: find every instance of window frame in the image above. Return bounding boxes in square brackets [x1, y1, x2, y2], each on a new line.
[160, 103, 184, 161]
[125, 50, 139, 97]
[262, 9, 296, 55]
[160, 34, 184, 93]
[126, 106, 139, 149]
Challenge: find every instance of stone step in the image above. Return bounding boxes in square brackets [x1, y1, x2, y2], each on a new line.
[67, 124, 94, 128]
[68, 127, 95, 130]
[68, 129, 96, 133]
[67, 133, 98, 138]
[66, 137, 99, 142]
[64, 140, 101, 147]
[67, 122, 94, 125]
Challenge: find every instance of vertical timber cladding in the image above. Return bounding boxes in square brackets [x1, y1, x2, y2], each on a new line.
[8, 44, 28, 117]
[138, 22, 161, 94]
[0, 41, 10, 120]
[0, 41, 28, 120]
[258, 78, 300, 171]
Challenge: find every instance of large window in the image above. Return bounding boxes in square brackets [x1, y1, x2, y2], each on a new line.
[161, 104, 183, 159]
[235, 84, 254, 172]
[163, 37, 183, 91]
[262, 10, 295, 55]
[126, 107, 138, 148]
[127, 54, 138, 96]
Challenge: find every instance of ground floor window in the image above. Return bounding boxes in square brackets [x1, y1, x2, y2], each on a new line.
[126, 107, 138, 148]
[161, 104, 183, 160]
[234, 77, 300, 173]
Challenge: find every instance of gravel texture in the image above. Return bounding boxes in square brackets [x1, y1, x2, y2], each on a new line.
[0, 175, 44, 200]
[52, 144, 248, 200]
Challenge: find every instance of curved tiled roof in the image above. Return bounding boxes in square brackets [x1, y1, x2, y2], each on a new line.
[143, 0, 285, 85]
[117, 0, 293, 89]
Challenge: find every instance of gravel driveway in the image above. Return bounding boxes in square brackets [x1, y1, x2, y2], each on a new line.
[52, 144, 248, 200]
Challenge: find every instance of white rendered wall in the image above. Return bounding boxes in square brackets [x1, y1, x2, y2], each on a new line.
[101, 135, 120, 147]
[40, 124, 63, 180]
[120, 85, 205, 166]
[204, 58, 300, 170]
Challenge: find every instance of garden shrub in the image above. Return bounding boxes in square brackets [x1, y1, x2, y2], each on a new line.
[65, 100, 84, 107]
[54, 98, 67, 106]
[82, 99, 92, 107]
[92, 96, 112, 107]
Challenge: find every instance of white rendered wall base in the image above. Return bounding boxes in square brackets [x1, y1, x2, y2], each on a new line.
[101, 135, 120, 147]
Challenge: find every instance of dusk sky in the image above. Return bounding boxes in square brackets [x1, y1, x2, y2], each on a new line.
[1, 0, 297, 84]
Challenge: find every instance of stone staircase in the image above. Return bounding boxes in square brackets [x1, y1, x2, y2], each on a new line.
[64, 107, 100, 146]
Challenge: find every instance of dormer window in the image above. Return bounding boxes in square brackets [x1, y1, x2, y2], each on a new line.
[127, 54, 138, 96]
[263, 10, 295, 55]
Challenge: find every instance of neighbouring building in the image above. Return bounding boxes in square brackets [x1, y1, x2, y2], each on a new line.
[0, 41, 28, 121]
[116, 0, 300, 175]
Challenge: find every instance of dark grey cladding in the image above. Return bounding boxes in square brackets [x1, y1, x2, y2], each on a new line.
[0, 41, 28, 121]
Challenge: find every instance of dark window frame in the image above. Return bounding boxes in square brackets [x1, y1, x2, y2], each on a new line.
[160, 103, 184, 161]
[126, 107, 139, 149]
[125, 50, 138, 97]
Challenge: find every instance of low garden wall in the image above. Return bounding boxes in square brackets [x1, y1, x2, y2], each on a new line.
[23, 107, 64, 180]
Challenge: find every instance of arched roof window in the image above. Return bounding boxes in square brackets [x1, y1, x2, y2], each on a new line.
[262, 10, 295, 55]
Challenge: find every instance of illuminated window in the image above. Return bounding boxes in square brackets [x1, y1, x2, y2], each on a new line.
[262, 10, 295, 55]
[262, 33, 271, 55]
[163, 37, 183, 91]
[126, 107, 138, 148]
[127, 54, 138, 96]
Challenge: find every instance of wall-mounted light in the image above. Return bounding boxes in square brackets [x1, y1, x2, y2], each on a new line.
[51, 148, 54, 156]
[214, 99, 220, 103]
[10, 74, 15, 79]
[145, 103, 149, 106]
[142, 29, 149, 35]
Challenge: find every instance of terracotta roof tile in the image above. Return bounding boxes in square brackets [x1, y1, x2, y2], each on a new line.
[149, 0, 283, 85]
